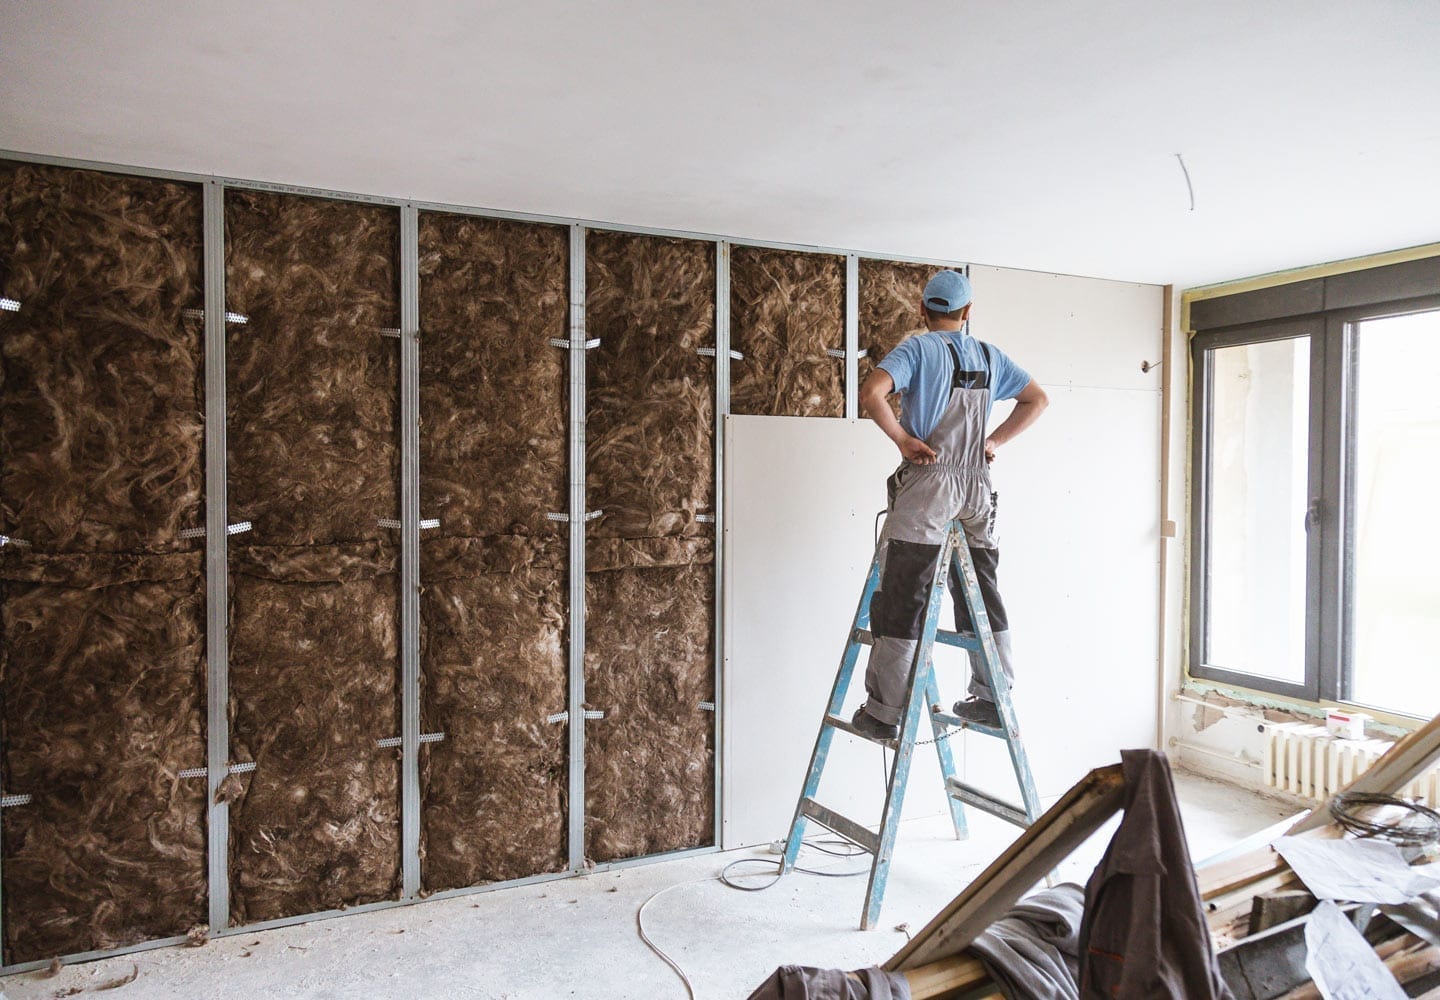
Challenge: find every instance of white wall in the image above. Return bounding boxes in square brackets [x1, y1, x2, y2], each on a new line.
[723, 267, 1165, 850]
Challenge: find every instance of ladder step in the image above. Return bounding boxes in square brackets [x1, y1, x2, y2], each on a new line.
[930, 708, 1006, 740]
[945, 777, 1030, 828]
[824, 714, 898, 748]
[799, 798, 881, 855]
[934, 629, 981, 651]
[856, 628, 980, 652]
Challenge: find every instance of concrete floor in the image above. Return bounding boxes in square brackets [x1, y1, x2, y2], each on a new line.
[3, 770, 1294, 1000]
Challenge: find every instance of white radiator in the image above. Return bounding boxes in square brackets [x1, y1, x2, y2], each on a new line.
[1262, 722, 1440, 807]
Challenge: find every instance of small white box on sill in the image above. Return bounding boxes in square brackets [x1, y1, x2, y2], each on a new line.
[1326, 709, 1369, 740]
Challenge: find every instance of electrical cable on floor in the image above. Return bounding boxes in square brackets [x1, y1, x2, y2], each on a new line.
[1330, 792, 1440, 847]
[636, 838, 872, 999]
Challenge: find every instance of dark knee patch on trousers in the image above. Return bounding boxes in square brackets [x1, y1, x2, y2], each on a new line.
[951, 546, 1008, 632]
[872, 539, 941, 640]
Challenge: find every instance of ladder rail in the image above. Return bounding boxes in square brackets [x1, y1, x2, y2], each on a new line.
[950, 545, 1044, 823]
[781, 518, 1045, 928]
[860, 527, 957, 929]
[781, 550, 884, 872]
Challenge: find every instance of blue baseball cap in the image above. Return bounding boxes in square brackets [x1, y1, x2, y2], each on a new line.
[923, 270, 972, 313]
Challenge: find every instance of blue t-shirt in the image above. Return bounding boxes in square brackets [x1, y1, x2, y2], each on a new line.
[877, 331, 1032, 441]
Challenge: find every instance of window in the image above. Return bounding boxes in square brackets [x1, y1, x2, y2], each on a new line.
[1189, 257, 1440, 718]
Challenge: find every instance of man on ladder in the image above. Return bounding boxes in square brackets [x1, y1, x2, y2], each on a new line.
[851, 269, 1048, 741]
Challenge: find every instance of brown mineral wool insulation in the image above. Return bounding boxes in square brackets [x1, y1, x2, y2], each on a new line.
[586, 231, 715, 539]
[227, 545, 401, 924]
[585, 564, 714, 862]
[0, 162, 203, 552]
[0, 554, 205, 963]
[858, 258, 938, 418]
[418, 213, 567, 538]
[729, 245, 845, 418]
[419, 559, 567, 890]
[225, 191, 398, 547]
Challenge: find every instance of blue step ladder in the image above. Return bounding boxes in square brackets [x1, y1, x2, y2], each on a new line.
[781, 517, 1044, 930]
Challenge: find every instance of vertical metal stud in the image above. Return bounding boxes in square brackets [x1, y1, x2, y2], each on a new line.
[399, 205, 421, 898]
[203, 179, 231, 932]
[845, 253, 860, 420]
[567, 225, 588, 870]
[713, 241, 731, 846]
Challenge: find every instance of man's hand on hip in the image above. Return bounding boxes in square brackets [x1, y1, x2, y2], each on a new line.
[900, 436, 937, 465]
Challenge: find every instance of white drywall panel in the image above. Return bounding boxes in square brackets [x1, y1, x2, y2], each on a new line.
[722, 415, 958, 850]
[960, 384, 1163, 801]
[969, 265, 1164, 392]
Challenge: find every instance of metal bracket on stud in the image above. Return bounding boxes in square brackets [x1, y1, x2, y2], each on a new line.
[546, 710, 605, 724]
[697, 347, 744, 361]
[0, 793, 32, 807]
[180, 521, 250, 539]
[0, 535, 31, 548]
[826, 348, 867, 359]
[378, 517, 440, 531]
[545, 510, 603, 523]
[182, 308, 249, 325]
[178, 761, 256, 780]
[694, 513, 716, 524]
[376, 732, 445, 749]
[380, 328, 402, 339]
[0, 298, 21, 313]
[698, 701, 716, 712]
[549, 337, 601, 350]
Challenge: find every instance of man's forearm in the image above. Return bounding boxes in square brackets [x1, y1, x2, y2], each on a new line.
[862, 390, 907, 444]
[988, 399, 1046, 447]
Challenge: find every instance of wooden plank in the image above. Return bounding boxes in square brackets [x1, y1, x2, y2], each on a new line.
[901, 953, 999, 1000]
[884, 764, 1125, 972]
[1289, 713, 1440, 834]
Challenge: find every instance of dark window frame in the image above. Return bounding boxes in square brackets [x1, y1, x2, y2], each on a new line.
[1188, 254, 1440, 711]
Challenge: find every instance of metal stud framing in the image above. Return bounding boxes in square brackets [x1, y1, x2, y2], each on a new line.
[399, 204, 422, 897]
[0, 146, 970, 972]
[203, 178, 232, 933]
[845, 253, 860, 419]
[566, 225, 588, 870]
[712, 241, 731, 847]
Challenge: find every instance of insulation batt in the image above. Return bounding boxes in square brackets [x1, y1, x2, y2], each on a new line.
[418, 213, 567, 537]
[416, 213, 569, 891]
[227, 547, 401, 924]
[1, 559, 206, 963]
[585, 231, 715, 537]
[0, 162, 203, 552]
[584, 231, 716, 862]
[859, 258, 936, 419]
[225, 191, 399, 547]
[224, 192, 403, 923]
[729, 245, 845, 417]
[584, 564, 715, 862]
[0, 163, 207, 963]
[420, 547, 567, 889]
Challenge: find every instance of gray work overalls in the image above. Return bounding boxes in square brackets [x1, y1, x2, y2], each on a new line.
[863, 335, 1015, 726]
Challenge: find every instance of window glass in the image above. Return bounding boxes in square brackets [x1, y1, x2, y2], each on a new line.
[1348, 310, 1440, 716]
[1206, 338, 1310, 682]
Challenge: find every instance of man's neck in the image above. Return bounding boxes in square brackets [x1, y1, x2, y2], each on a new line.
[926, 322, 965, 333]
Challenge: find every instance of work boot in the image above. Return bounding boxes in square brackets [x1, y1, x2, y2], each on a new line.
[851, 704, 898, 742]
[950, 697, 1001, 729]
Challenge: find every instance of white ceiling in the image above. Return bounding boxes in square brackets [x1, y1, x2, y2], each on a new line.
[2, 1, 1438, 287]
